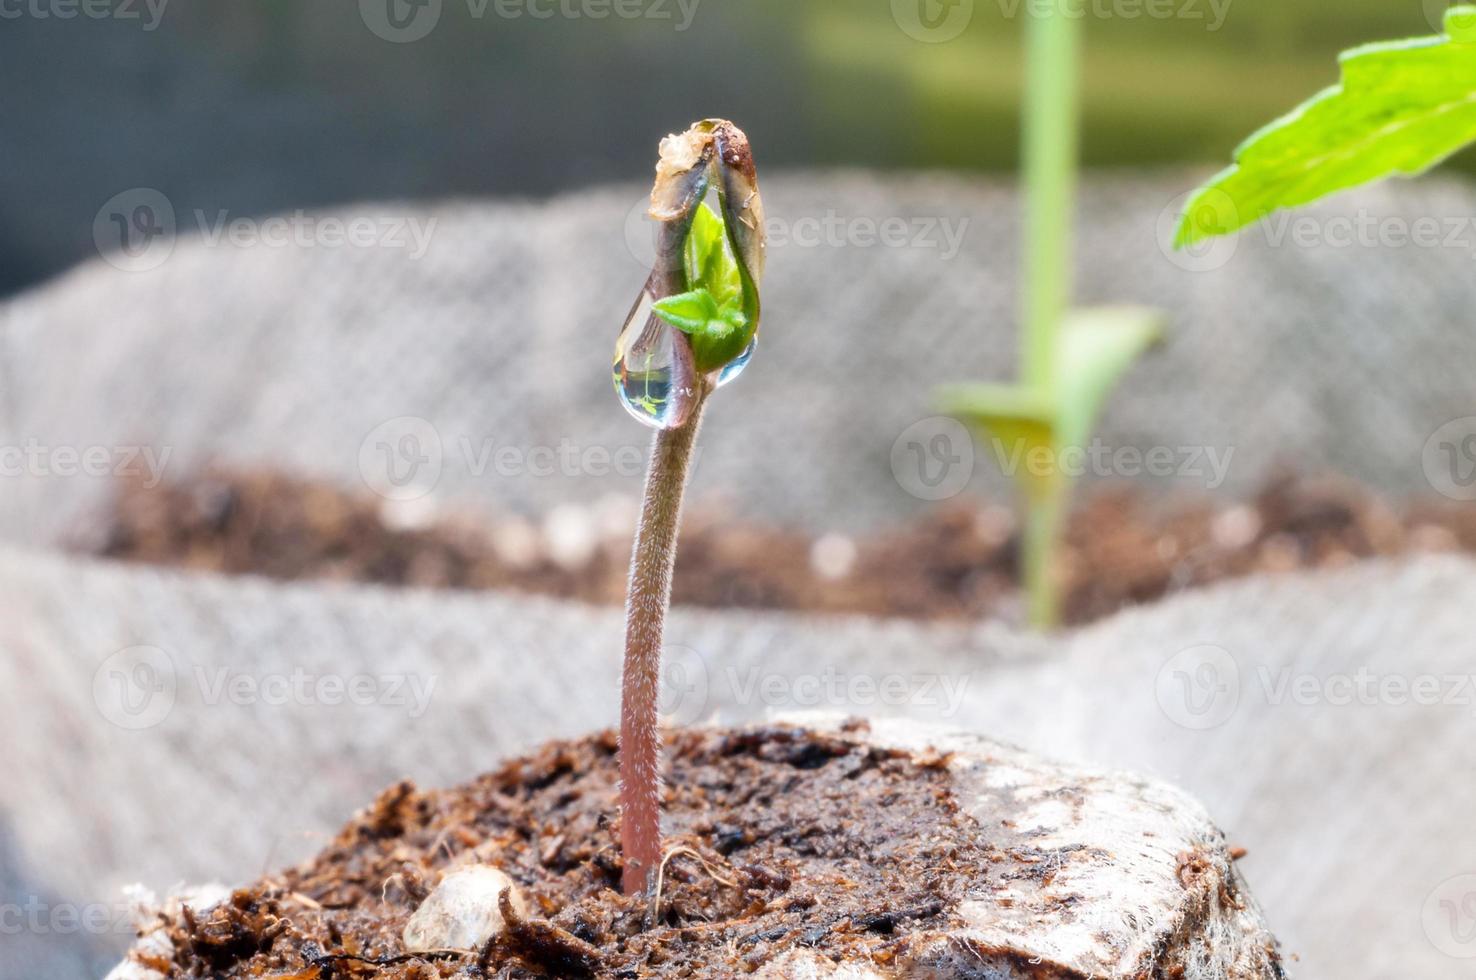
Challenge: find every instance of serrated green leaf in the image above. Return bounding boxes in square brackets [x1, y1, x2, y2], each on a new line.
[1176, 6, 1476, 247]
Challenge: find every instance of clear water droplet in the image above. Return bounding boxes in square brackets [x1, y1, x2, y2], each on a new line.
[714, 338, 755, 388]
[614, 290, 694, 430]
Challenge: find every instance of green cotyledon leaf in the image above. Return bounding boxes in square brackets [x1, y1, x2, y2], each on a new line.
[653, 202, 755, 374]
[683, 202, 744, 312]
[1176, 6, 1476, 248]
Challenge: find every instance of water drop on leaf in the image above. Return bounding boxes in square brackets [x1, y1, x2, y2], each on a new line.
[613, 288, 698, 430]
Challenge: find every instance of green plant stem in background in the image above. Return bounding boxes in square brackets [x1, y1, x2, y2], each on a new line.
[1021, 475, 1065, 629]
[619, 389, 708, 896]
[1019, 3, 1080, 628]
[931, 0, 1219, 631]
[1021, 2, 1080, 391]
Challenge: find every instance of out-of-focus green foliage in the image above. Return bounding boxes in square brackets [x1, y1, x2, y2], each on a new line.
[1177, 6, 1476, 246]
[793, 0, 1476, 173]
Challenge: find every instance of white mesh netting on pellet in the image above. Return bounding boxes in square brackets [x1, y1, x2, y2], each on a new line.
[2, 173, 1475, 978]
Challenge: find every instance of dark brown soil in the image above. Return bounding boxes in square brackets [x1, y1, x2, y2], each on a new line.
[92, 468, 1476, 626]
[129, 723, 1009, 978]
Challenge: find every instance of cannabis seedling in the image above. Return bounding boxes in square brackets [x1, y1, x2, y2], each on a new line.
[1177, 6, 1476, 247]
[613, 119, 765, 896]
[938, 3, 1163, 628]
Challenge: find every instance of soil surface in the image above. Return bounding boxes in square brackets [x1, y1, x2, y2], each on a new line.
[93, 468, 1476, 626]
[129, 723, 1010, 978]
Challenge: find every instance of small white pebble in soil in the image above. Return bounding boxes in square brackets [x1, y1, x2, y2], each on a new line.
[974, 504, 1015, 549]
[1259, 533, 1301, 572]
[594, 492, 639, 544]
[810, 533, 858, 581]
[378, 495, 439, 532]
[402, 865, 526, 953]
[1410, 524, 1459, 552]
[491, 517, 541, 570]
[1211, 505, 1261, 550]
[543, 504, 599, 571]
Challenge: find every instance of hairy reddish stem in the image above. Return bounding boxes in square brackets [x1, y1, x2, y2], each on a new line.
[619, 390, 708, 896]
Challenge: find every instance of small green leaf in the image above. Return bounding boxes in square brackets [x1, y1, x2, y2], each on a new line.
[654, 201, 758, 375]
[651, 289, 721, 333]
[684, 203, 744, 311]
[653, 287, 753, 374]
[935, 382, 1058, 502]
[1176, 6, 1476, 248]
[937, 306, 1164, 499]
[1054, 306, 1166, 451]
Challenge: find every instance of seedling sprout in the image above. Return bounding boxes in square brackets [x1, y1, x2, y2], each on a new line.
[614, 119, 765, 896]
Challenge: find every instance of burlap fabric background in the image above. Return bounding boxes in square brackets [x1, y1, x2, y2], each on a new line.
[2, 173, 1474, 978]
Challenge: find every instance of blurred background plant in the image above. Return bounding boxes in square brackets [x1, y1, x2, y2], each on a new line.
[936, 1, 1164, 629]
[1, 0, 1468, 298]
